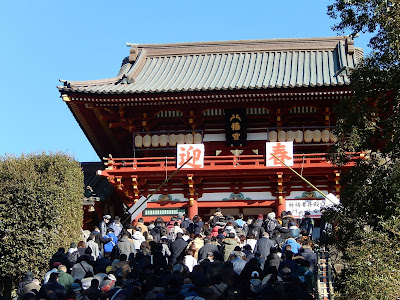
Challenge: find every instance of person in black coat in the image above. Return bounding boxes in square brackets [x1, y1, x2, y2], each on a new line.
[39, 273, 66, 300]
[83, 279, 101, 300]
[254, 232, 275, 266]
[265, 247, 282, 271]
[169, 232, 188, 266]
[198, 238, 219, 261]
[49, 248, 70, 270]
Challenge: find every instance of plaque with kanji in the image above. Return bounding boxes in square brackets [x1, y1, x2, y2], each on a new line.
[224, 108, 247, 146]
[266, 142, 294, 167]
[176, 144, 205, 168]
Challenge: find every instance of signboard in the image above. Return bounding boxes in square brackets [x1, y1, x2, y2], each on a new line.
[286, 193, 340, 218]
[225, 108, 247, 146]
[285, 199, 327, 218]
[266, 142, 294, 167]
[177, 144, 205, 168]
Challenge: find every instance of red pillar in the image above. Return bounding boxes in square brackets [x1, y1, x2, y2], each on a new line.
[276, 196, 285, 218]
[188, 198, 198, 219]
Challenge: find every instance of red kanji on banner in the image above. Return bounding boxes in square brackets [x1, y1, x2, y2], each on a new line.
[177, 144, 205, 168]
[266, 142, 294, 167]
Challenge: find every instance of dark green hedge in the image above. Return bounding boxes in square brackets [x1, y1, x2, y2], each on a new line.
[0, 153, 84, 298]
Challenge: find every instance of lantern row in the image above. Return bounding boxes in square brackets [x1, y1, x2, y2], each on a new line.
[268, 129, 337, 143]
[135, 133, 203, 148]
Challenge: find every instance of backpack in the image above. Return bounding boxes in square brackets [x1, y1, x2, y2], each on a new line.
[265, 219, 277, 233]
[209, 215, 220, 227]
[66, 251, 79, 265]
[114, 266, 123, 278]
[160, 226, 168, 237]
[250, 226, 261, 239]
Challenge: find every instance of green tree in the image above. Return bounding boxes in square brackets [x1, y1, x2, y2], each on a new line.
[326, 1, 400, 299]
[0, 153, 84, 299]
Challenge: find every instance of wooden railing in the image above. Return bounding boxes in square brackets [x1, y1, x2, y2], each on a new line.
[103, 153, 360, 171]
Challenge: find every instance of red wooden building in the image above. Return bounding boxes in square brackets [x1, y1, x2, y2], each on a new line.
[58, 36, 361, 222]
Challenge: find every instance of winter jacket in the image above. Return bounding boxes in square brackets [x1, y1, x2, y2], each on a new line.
[87, 240, 99, 261]
[265, 253, 282, 271]
[103, 233, 118, 253]
[135, 222, 148, 235]
[108, 221, 123, 237]
[300, 246, 317, 273]
[254, 237, 275, 259]
[117, 236, 135, 257]
[39, 279, 66, 300]
[282, 238, 301, 254]
[198, 243, 219, 261]
[169, 237, 188, 265]
[221, 238, 238, 262]
[71, 261, 94, 280]
[56, 270, 73, 293]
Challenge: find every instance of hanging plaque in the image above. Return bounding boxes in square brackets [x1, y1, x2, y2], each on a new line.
[225, 108, 247, 146]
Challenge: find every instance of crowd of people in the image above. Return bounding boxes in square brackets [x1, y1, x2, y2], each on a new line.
[17, 209, 318, 300]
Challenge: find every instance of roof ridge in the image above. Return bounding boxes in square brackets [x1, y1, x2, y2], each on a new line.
[128, 36, 353, 57]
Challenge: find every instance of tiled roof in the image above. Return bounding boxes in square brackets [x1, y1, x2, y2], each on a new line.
[59, 37, 361, 95]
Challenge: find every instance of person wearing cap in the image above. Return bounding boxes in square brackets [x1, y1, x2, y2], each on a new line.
[247, 270, 263, 298]
[66, 242, 79, 269]
[17, 272, 35, 298]
[99, 215, 111, 237]
[44, 262, 61, 284]
[300, 211, 315, 239]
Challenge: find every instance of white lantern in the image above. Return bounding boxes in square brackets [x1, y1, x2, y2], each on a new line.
[134, 135, 143, 148]
[177, 133, 185, 144]
[152, 135, 159, 147]
[278, 131, 286, 142]
[286, 130, 295, 142]
[194, 133, 202, 144]
[330, 131, 337, 142]
[185, 133, 194, 144]
[269, 131, 277, 142]
[160, 134, 168, 147]
[169, 134, 177, 146]
[313, 130, 322, 142]
[321, 130, 330, 142]
[304, 130, 313, 143]
[143, 135, 151, 147]
[295, 130, 303, 143]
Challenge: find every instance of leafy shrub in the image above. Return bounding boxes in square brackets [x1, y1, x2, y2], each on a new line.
[0, 153, 84, 298]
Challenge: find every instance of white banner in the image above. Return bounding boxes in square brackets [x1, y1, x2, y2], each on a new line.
[177, 144, 205, 168]
[266, 141, 294, 167]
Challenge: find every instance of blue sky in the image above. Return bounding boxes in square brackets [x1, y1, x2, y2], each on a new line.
[0, 1, 372, 162]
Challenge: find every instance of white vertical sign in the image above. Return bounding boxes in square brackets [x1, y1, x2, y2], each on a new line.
[266, 142, 294, 167]
[176, 144, 205, 168]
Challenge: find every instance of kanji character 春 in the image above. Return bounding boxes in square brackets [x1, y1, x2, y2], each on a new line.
[268, 142, 293, 165]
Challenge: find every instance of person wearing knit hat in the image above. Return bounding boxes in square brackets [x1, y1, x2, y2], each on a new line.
[249, 271, 263, 295]
[257, 214, 263, 220]
[17, 272, 35, 298]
